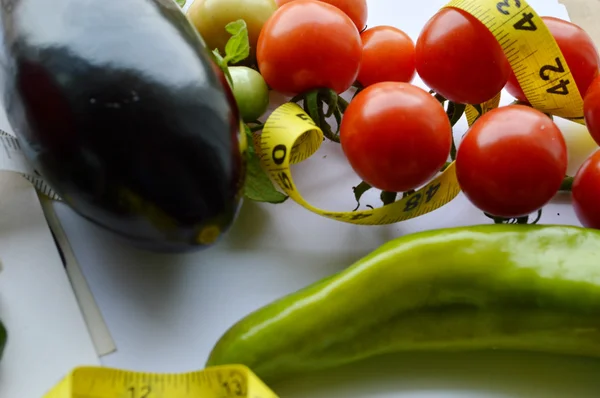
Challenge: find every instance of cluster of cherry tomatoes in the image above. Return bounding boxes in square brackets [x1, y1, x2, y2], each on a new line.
[190, 0, 600, 229]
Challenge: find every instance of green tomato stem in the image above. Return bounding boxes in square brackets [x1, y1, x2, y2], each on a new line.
[402, 189, 416, 199]
[333, 106, 343, 134]
[380, 191, 397, 205]
[337, 95, 349, 113]
[323, 90, 338, 118]
[559, 176, 574, 192]
[352, 181, 372, 211]
[434, 93, 447, 104]
[483, 209, 542, 225]
[290, 88, 348, 143]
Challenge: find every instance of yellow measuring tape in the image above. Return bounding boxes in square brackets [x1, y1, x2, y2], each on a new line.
[44, 365, 278, 398]
[43, 0, 587, 396]
[447, 0, 585, 124]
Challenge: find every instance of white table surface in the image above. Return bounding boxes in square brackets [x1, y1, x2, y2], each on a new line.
[0, 173, 99, 398]
[32, 0, 600, 396]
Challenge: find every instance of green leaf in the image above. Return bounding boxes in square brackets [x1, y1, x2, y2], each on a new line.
[175, 0, 186, 7]
[352, 181, 372, 211]
[242, 124, 288, 204]
[244, 151, 289, 204]
[223, 19, 250, 65]
[0, 320, 6, 362]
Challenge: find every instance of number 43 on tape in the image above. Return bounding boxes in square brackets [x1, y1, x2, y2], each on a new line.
[44, 365, 279, 398]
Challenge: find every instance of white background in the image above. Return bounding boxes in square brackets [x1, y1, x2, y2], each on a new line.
[0, 173, 98, 398]
[11, 0, 600, 396]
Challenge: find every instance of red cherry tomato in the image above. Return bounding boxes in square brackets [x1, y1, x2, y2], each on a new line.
[505, 16, 600, 103]
[275, 0, 367, 31]
[257, 0, 362, 96]
[356, 26, 416, 88]
[456, 105, 568, 218]
[583, 74, 600, 146]
[340, 82, 452, 192]
[572, 149, 600, 229]
[415, 7, 510, 105]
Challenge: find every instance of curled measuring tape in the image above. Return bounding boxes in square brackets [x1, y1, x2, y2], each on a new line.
[256, 0, 586, 225]
[259, 102, 462, 225]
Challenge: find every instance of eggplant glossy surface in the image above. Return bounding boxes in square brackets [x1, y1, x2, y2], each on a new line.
[0, 0, 246, 252]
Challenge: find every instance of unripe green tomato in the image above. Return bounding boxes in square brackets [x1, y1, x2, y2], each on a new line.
[229, 66, 270, 122]
[186, 0, 277, 61]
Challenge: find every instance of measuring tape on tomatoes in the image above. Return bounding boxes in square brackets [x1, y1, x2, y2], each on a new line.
[465, 92, 502, 126]
[445, 0, 585, 123]
[43, 365, 279, 398]
[258, 0, 586, 225]
[259, 102, 462, 225]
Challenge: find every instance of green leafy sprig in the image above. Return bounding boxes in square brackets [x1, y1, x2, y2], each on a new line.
[211, 20, 288, 204]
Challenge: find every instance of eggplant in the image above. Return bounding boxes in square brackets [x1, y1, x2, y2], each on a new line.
[0, 0, 246, 252]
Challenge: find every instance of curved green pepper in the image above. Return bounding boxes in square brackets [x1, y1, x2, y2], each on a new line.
[206, 224, 600, 382]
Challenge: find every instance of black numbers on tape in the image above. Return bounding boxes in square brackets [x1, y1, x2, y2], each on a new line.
[496, 0, 521, 15]
[513, 12, 537, 31]
[403, 183, 441, 213]
[222, 380, 244, 396]
[539, 57, 565, 80]
[322, 212, 344, 219]
[425, 183, 441, 203]
[272, 144, 287, 165]
[277, 171, 293, 191]
[403, 193, 422, 212]
[221, 371, 247, 397]
[128, 386, 151, 398]
[539, 57, 571, 96]
[547, 79, 571, 96]
[349, 213, 372, 221]
[296, 113, 316, 127]
[322, 212, 372, 221]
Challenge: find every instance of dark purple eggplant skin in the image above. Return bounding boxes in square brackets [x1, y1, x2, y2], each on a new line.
[0, 0, 247, 252]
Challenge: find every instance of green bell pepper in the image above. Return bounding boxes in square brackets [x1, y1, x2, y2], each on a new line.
[206, 224, 600, 382]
